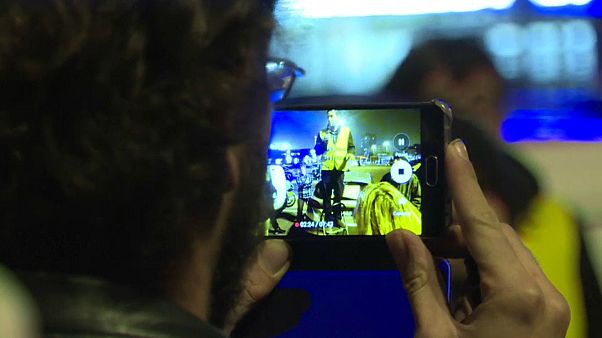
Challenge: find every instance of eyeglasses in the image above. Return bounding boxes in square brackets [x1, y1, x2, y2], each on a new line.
[266, 58, 305, 102]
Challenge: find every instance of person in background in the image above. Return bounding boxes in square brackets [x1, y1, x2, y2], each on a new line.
[294, 163, 314, 222]
[314, 109, 355, 227]
[354, 182, 421, 235]
[383, 38, 505, 138]
[0, 2, 571, 337]
[265, 167, 286, 235]
[383, 37, 601, 338]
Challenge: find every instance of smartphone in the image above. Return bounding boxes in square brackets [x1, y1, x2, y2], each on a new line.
[264, 100, 452, 269]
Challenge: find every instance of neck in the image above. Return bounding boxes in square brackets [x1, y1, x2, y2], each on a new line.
[164, 150, 240, 323]
[168, 240, 215, 321]
[166, 187, 236, 322]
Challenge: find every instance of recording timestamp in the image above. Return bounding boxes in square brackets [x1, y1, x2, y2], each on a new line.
[294, 220, 334, 229]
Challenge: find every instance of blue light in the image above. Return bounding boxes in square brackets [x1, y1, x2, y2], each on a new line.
[530, 0, 592, 7]
[525, 0, 598, 17]
[502, 110, 602, 142]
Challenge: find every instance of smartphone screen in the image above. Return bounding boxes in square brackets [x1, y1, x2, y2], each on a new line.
[265, 106, 433, 238]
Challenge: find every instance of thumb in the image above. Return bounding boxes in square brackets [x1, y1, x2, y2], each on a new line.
[222, 240, 291, 335]
[386, 230, 453, 334]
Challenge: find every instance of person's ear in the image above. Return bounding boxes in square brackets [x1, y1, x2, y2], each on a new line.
[224, 147, 241, 192]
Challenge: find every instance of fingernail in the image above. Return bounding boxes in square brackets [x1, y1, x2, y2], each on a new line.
[454, 297, 473, 322]
[454, 305, 468, 322]
[451, 139, 469, 161]
[260, 240, 291, 277]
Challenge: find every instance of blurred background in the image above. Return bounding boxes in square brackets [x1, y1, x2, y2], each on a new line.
[270, 0, 602, 280]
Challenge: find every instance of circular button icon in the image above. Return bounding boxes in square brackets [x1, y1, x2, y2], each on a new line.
[390, 159, 412, 184]
[393, 133, 410, 151]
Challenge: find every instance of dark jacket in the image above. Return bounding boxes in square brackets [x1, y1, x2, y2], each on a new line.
[20, 272, 226, 338]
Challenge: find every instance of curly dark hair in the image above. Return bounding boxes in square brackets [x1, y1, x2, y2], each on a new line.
[0, 0, 273, 292]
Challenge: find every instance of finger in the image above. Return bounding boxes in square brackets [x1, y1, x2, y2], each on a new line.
[449, 258, 480, 322]
[387, 230, 453, 333]
[446, 139, 526, 286]
[499, 225, 548, 285]
[222, 239, 291, 335]
[453, 296, 473, 322]
[500, 224, 570, 331]
[425, 224, 468, 258]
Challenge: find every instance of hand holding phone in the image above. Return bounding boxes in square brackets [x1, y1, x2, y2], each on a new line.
[386, 140, 570, 338]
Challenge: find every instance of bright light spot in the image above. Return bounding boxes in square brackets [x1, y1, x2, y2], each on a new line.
[383, 141, 390, 147]
[562, 20, 597, 83]
[269, 142, 291, 151]
[398, 197, 408, 206]
[525, 22, 562, 83]
[562, 20, 597, 52]
[530, 0, 591, 7]
[485, 23, 525, 79]
[287, 0, 516, 18]
[338, 118, 346, 126]
[265, 62, 280, 72]
[371, 144, 377, 151]
[485, 23, 525, 57]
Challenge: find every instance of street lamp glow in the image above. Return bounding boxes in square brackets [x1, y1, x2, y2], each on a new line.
[269, 142, 291, 151]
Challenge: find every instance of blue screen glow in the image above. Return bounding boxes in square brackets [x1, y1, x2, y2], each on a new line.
[502, 109, 602, 142]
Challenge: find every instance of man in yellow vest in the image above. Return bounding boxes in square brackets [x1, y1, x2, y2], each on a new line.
[314, 109, 355, 226]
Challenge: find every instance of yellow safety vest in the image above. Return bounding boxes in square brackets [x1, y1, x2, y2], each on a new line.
[321, 127, 350, 171]
[518, 196, 587, 338]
